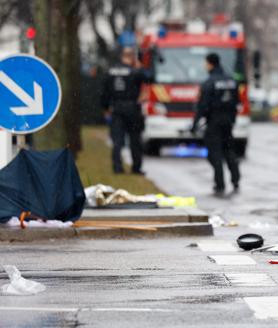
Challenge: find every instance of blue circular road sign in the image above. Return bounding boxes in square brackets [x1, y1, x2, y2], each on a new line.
[0, 54, 61, 134]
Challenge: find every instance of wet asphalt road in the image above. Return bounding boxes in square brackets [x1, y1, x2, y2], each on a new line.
[1, 122, 278, 327]
[144, 122, 278, 216]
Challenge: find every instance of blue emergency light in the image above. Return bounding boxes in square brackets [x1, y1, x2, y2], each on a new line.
[118, 30, 136, 47]
[166, 145, 208, 158]
[229, 30, 238, 39]
[158, 26, 167, 38]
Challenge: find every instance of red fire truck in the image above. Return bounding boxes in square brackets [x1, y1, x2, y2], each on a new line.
[139, 19, 250, 156]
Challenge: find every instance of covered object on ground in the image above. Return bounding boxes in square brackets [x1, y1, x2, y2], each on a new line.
[0, 148, 85, 223]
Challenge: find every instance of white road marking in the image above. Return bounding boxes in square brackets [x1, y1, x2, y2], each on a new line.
[244, 297, 278, 319]
[0, 306, 78, 312]
[198, 241, 238, 252]
[226, 273, 276, 287]
[88, 308, 177, 313]
[0, 306, 177, 313]
[267, 245, 278, 252]
[209, 255, 256, 265]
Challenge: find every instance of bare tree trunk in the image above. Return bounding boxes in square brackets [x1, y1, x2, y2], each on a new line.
[62, 0, 82, 154]
[0, 0, 17, 29]
[108, 1, 119, 41]
[86, 0, 109, 59]
[32, 0, 50, 59]
[32, 0, 81, 155]
[33, 0, 67, 150]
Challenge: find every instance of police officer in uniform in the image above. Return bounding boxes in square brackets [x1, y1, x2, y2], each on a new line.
[191, 53, 240, 195]
[101, 47, 152, 174]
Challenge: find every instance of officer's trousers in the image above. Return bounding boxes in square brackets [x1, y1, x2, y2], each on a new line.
[205, 122, 240, 190]
[110, 109, 144, 173]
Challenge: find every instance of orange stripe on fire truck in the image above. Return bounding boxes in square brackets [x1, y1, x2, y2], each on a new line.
[152, 85, 171, 102]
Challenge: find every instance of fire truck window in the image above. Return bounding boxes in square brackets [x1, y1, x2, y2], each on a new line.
[155, 47, 245, 84]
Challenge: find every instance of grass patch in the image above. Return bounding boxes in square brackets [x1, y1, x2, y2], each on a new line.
[77, 126, 162, 195]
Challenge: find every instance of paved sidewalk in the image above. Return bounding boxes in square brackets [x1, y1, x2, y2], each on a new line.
[0, 208, 212, 241]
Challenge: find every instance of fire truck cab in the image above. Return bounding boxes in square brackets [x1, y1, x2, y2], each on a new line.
[140, 19, 250, 156]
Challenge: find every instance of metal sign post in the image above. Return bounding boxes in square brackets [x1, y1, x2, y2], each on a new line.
[16, 135, 26, 150]
[0, 129, 12, 169]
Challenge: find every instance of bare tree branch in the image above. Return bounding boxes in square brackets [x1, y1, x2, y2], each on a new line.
[85, 0, 109, 57]
[0, 0, 18, 29]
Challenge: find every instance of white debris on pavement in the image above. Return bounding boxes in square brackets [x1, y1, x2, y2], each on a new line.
[6, 217, 73, 228]
[209, 215, 225, 228]
[85, 184, 196, 208]
[85, 184, 155, 207]
[267, 245, 278, 253]
[248, 222, 271, 230]
[85, 184, 115, 207]
[1, 265, 46, 296]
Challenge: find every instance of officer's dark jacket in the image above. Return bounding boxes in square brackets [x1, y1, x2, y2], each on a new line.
[101, 63, 153, 109]
[193, 66, 239, 129]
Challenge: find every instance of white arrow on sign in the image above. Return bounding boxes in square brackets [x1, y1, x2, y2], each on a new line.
[0, 71, 43, 116]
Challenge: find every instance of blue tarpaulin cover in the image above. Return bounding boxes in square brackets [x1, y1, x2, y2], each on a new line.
[0, 148, 85, 223]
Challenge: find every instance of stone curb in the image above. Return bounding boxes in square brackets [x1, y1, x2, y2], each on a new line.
[0, 222, 213, 242]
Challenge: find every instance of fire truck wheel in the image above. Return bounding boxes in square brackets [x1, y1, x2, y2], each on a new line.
[144, 140, 161, 157]
[234, 139, 247, 158]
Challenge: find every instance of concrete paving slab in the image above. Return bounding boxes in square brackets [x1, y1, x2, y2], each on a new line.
[82, 207, 209, 223]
